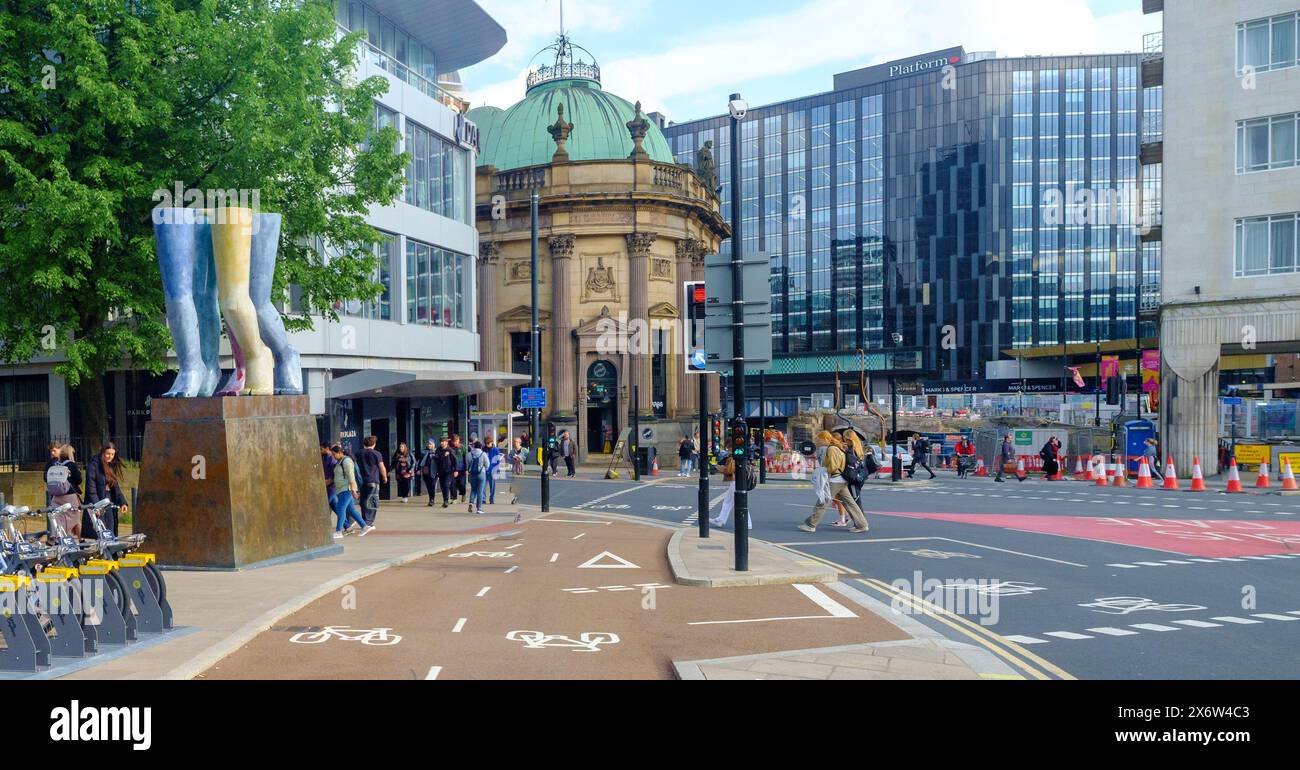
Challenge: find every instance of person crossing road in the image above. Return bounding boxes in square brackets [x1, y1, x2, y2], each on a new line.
[994, 434, 1024, 483]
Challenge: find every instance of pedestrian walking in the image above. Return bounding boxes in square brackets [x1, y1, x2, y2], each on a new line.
[329, 444, 372, 539]
[433, 438, 456, 507]
[83, 442, 129, 537]
[45, 444, 83, 536]
[359, 435, 387, 527]
[485, 437, 501, 504]
[908, 434, 936, 479]
[799, 432, 869, 534]
[1145, 438, 1164, 480]
[44, 441, 61, 506]
[994, 434, 1023, 483]
[450, 435, 467, 501]
[678, 436, 694, 476]
[1039, 437, 1059, 480]
[954, 436, 976, 478]
[709, 453, 752, 530]
[467, 441, 490, 514]
[322, 443, 339, 513]
[833, 427, 869, 503]
[391, 442, 414, 503]
[510, 436, 526, 476]
[561, 430, 577, 477]
[417, 439, 438, 507]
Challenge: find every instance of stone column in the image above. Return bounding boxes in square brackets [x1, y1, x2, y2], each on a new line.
[477, 241, 504, 412]
[549, 234, 577, 419]
[674, 238, 700, 420]
[626, 232, 656, 417]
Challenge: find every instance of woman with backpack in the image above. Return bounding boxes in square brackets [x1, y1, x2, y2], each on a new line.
[330, 444, 371, 538]
[799, 431, 869, 534]
[45, 444, 84, 536]
[390, 442, 415, 503]
[467, 441, 491, 514]
[84, 441, 129, 537]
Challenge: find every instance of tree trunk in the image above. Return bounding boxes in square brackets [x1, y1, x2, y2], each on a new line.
[75, 375, 110, 447]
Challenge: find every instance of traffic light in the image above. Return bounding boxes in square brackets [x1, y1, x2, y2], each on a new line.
[546, 422, 559, 451]
[1106, 375, 1122, 406]
[730, 418, 748, 458]
[712, 416, 723, 453]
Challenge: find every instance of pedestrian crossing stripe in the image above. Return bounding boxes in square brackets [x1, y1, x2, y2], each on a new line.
[1001, 611, 1300, 644]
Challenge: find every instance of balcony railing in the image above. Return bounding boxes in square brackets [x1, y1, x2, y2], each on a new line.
[1140, 283, 1161, 313]
[496, 167, 547, 192]
[340, 25, 466, 112]
[1143, 31, 1163, 61]
[652, 163, 683, 190]
[527, 62, 601, 90]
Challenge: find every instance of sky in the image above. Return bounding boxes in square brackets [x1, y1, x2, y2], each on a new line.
[460, 0, 1160, 123]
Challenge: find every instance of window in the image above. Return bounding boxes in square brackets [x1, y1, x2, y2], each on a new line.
[1237, 113, 1300, 173]
[1238, 13, 1300, 74]
[1236, 212, 1300, 277]
[406, 239, 469, 327]
[404, 120, 469, 223]
[340, 234, 396, 320]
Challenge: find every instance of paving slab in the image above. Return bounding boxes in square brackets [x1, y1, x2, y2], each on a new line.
[668, 528, 838, 587]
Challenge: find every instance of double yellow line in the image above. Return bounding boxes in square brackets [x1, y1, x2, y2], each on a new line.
[857, 577, 1076, 681]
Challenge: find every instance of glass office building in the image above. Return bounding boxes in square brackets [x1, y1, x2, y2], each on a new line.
[664, 47, 1154, 400]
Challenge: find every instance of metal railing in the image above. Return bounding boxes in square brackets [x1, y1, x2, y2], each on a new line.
[1140, 283, 1161, 313]
[527, 62, 601, 90]
[1, 433, 145, 469]
[1143, 31, 1163, 61]
[340, 26, 465, 112]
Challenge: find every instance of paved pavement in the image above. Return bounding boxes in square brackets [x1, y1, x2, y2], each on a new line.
[515, 472, 1300, 679]
[201, 512, 913, 680]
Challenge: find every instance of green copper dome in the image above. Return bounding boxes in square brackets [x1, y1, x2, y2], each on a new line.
[468, 78, 675, 171]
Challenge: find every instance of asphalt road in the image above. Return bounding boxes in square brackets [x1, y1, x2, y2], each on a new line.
[515, 472, 1300, 680]
[202, 513, 906, 680]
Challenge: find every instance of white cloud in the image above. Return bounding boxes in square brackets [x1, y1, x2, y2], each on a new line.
[468, 0, 1160, 118]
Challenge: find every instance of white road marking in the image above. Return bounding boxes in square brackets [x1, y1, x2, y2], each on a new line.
[573, 482, 666, 510]
[562, 588, 599, 594]
[688, 614, 853, 626]
[549, 553, 559, 563]
[452, 618, 467, 633]
[577, 551, 641, 569]
[1211, 616, 1263, 625]
[1133, 562, 1168, 567]
[505, 544, 524, 550]
[1002, 635, 1050, 645]
[1289, 611, 1300, 616]
[1252, 613, 1300, 622]
[1108, 564, 1140, 569]
[425, 666, 442, 680]
[1172, 620, 1223, 628]
[1130, 623, 1180, 632]
[1044, 631, 1094, 640]
[1242, 556, 1275, 561]
[476, 587, 491, 598]
[1217, 557, 1247, 562]
[1162, 560, 1195, 565]
[1087, 627, 1140, 636]
[536, 518, 612, 525]
[504, 566, 519, 574]
[572, 533, 587, 540]
[793, 584, 858, 618]
[1187, 558, 1218, 563]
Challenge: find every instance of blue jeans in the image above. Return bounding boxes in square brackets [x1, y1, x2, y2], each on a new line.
[469, 473, 488, 509]
[679, 457, 693, 475]
[486, 473, 497, 504]
[334, 490, 367, 532]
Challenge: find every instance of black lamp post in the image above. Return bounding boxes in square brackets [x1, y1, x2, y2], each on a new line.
[727, 92, 749, 572]
[890, 332, 903, 482]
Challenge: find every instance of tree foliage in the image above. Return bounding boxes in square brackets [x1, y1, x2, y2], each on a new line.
[0, 0, 406, 435]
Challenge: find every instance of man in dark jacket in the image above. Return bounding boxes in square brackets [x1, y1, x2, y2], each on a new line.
[560, 431, 576, 478]
[450, 435, 468, 501]
[433, 438, 456, 508]
[359, 435, 388, 526]
[994, 434, 1024, 483]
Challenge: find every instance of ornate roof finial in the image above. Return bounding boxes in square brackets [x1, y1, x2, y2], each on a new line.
[627, 100, 650, 161]
[548, 102, 574, 163]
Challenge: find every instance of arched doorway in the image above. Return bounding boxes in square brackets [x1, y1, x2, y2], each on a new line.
[586, 360, 618, 453]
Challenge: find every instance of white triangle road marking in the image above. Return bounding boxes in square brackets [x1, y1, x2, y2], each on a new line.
[577, 551, 642, 570]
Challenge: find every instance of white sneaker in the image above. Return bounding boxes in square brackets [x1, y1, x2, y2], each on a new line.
[359, 525, 376, 537]
[332, 532, 344, 540]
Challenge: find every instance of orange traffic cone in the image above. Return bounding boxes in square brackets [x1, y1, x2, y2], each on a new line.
[1282, 461, 1299, 493]
[1256, 462, 1271, 489]
[1016, 458, 1026, 481]
[976, 458, 987, 477]
[651, 456, 660, 476]
[1225, 459, 1245, 494]
[1052, 456, 1065, 481]
[1097, 457, 1111, 487]
[1074, 457, 1087, 481]
[1135, 458, 1154, 489]
[1161, 458, 1180, 491]
[1112, 457, 1128, 487]
[1189, 458, 1207, 492]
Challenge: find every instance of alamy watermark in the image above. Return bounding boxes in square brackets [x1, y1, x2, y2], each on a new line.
[150, 184, 262, 228]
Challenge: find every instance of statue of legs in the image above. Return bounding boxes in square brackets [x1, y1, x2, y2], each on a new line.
[212, 207, 274, 396]
[215, 322, 247, 396]
[250, 214, 303, 395]
[193, 211, 222, 397]
[154, 208, 206, 398]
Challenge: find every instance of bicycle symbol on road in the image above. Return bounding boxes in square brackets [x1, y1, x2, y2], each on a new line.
[653, 506, 694, 512]
[1078, 597, 1208, 615]
[505, 630, 620, 652]
[944, 580, 1046, 597]
[891, 548, 981, 560]
[448, 551, 516, 559]
[289, 626, 402, 646]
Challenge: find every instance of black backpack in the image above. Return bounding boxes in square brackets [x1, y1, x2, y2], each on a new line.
[842, 445, 866, 485]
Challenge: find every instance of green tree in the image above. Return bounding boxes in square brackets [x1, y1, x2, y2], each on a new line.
[0, 0, 406, 440]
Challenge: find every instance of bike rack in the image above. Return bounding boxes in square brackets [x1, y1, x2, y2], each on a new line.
[33, 567, 95, 659]
[115, 553, 172, 633]
[77, 560, 136, 645]
[0, 575, 50, 673]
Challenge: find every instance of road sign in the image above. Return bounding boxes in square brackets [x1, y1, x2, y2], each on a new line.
[703, 316, 772, 370]
[683, 281, 709, 375]
[703, 254, 771, 313]
[702, 253, 772, 371]
[1223, 397, 1244, 406]
[521, 387, 547, 409]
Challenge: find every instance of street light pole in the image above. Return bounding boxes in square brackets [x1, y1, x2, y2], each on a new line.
[1095, 340, 1102, 427]
[728, 92, 749, 572]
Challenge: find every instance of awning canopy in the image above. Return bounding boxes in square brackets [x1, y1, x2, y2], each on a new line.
[330, 370, 530, 400]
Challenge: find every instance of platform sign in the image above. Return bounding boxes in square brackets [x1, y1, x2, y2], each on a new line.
[520, 388, 547, 410]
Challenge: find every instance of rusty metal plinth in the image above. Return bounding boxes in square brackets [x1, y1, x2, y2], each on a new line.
[136, 396, 332, 569]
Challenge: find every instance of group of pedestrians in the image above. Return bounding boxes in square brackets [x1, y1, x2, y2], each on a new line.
[410, 434, 501, 513]
[677, 433, 704, 477]
[42, 440, 128, 538]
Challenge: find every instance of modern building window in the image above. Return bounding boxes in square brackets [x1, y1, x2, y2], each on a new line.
[1238, 12, 1300, 74]
[404, 119, 469, 224]
[406, 239, 469, 327]
[336, 0, 454, 105]
[340, 233, 396, 320]
[1237, 113, 1300, 173]
[1235, 212, 1299, 277]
